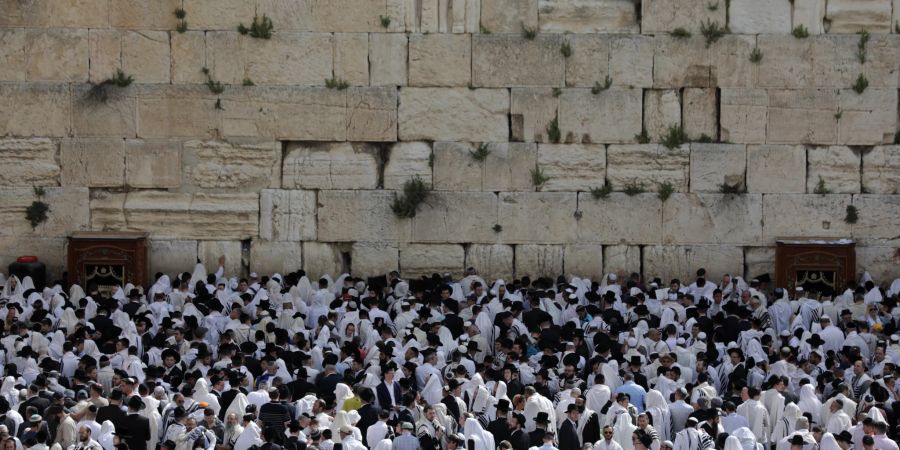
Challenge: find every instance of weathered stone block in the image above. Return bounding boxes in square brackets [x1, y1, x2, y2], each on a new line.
[480, 0, 538, 33]
[412, 192, 498, 243]
[399, 88, 509, 142]
[181, 139, 280, 192]
[602, 245, 640, 275]
[812, 35, 898, 89]
[171, 32, 206, 84]
[409, 34, 471, 87]
[564, 244, 603, 279]
[60, 138, 124, 187]
[183, 0, 255, 30]
[609, 36, 654, 88]
[400, 244, 465, 277]
[125, 139, 182, 188]
[662, 194, 764, 245]
[710, 35, 758, 89]
[350, 242, 399, 277]
[472, 34, 565, 87]
[653, 36, 711, 88]
[728, 0, 791, 34]
[384, 142, 433, 190]
[334, 33, 369, 86]
[259, 189, 317, 241]
[537, 0, 638, 33]
[88, 30, 120, 83]
[221, 87, 342, 140]
[0, 187, 89, 237]
[370, 33, 408, 86]
[606, 144, 690, 192]
[302, 242, 349, 280]
[756, 36, 814, 89]
[643, 245, 744, 284]
[482, 143, 538, 192]
[243, 33, 334, 86]
[198, 241, 244, 276]
[746, 145, 807, 193]
[73, 85, 137, 138]
[744, 247, 776, 280]
[122, 31, 170, 83]
[851, 195, 900, 245]
[720, 88, 767, 144]
[516, 244, 564, 278]
[683, 88, 717, 139]
[204, 31, 243, 84]
[465, 244, 514, 280]
[564, 35, 610, 88]
[641, 0, 726, 34]
[856, 246, 898, 283]
[108, 191, 259, 240]
[0, 0, 109, 27]
[317, 190, 411, 242]
[689, 144, 747, 193]
[89, 191, 126, 231]
[762, 194, 852, 241]
[445, 0, 482, 33]
[0, 138, 60, 187]
[862, 146, 900, 194]
[257, 0, 389, 32]
[644, 90, 681, 141]
[767, 89, 839, 144]
[250, 240, 303, 276]
[0, 84, 71, 137]
[110, 0, 181, 29]
[558, 88, 642, 144]
[25, 29, 89, 82]
[347, 87, 399, 142]
[837, 88, 897, 145]
[806, 147, 861, 194]
[510, 88, 559, 143]
[577, 193, 663, 244]
[537, 144, 605, 192]
[499, 193, 577, 243]
[825, 0, 892, 33]
[793, 0, 827, 34]
[432, 141, 483, 190]
[150, 240, 199, 276]
[0, 29, 26, 81]
[137, 86, 217, 138]
[282, 142, 378, 190]
[0, 237, 67, 279]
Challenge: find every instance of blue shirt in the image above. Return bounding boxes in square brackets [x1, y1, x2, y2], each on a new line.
[615, 381, 647, 412]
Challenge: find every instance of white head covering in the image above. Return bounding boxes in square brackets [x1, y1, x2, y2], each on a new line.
[819, 433, 841, 450]
[724, 436, 743, 450]
[335, 383, 353, 411]
[98, 420, 115, 450]
[731, 427, 759, 450]
[797, 384, 823, 425]
[373, 439, 393, 450]
[225, 393, 250, 422]
[613, 411, 638, 450]
[464, 417, 495, 450]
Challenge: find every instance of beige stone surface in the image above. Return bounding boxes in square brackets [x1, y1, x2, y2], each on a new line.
[728, 0, 791, 34]
[683, 88, 717, 140]
[0, 84, 71, 137]
[412, 192, 499, 243]
[250, 240, 303, 276]
[793, 0, 827, 34]
[862, 146, 900, 194]
[432, 141, 484, 190]
[60, 138, 124, 187]
[537, 144, 606, 192]
[110, 0, 181, 29]
[122, 31, 170, 84]
[465, 244, 515, 280]
[837, 88, 897, 145]
[608, 36, 654, 88]
[383, 142, 433, 190]
[0, 0, 109, 28]
[243, 33, 334, 86]
[662, 194, 764, 245]
[259, 189, 317, 241]
[317, 190, 411, 242]
[171, 32, 207, 84]
[643, 245, 744, 283]
[0, 237, 67, 280]
[577, 192, 663, 244]
[602, 245, 640, 275]
[89, 190, 126, 231]
[282, 142, 379, 190]
[198, 241, 244, 276]
[806, 147, 861, 194]
[720, 89, 767, 144]
[564, 244, 603, 279]
[499, 192, 577, 243]
[73, 85, 137, 138]
[183, 0, 255, 30]
[510, 88, 559, 143]
[537, 0, 638, 33]
[516, 245, 564, 277]
[472, 34, 565, 87]
[825, 0, 892, 33]
[409, 34, 471, 87]
[400, 244, 465, 277]
[746, 145, 807, 194]
[399, 88, 509, 142]
[137, 86, 217, 138]
[220, 87, 343, 140]
[855, 246, 899, 283]
[0, 138, 60, 187]
[25, 29, 89, 82]
[744, 247, 776, 280]
[125, 139, 182, 188]
[350, 242, 399, 277]
[641, 0, 726, 33]
[369, 33, 408, 86]
[812, 35, 898, 89]
[334, 33, 369, 86]
[256, 0, 389, 32]
[644, 90, 681, 141]
[0, 29, 26, 81]
[851, 195, 900, 245]
[0, 187, 90, 237]
[653, 36, 711, 89]
[482, 143, 538, 192]
[689, 144, 747, 193]
[762, 194, 852, 241]
[302, 242, 350, 280]
[347, 87, 399, 142]
[564, 35, 610, 88]
[204, 31, 244, 84]
[606, 144, 690, 193]
[149, 240, 199, 276]
[182, 139, 281, 192]
[756, 36, 814, 89]
[88, 30, 121, 83]
[480, 0, 538, 33]
[710, 35, 758, 88]
[558, 88, 642, 144]
[767, 89, 839, 144]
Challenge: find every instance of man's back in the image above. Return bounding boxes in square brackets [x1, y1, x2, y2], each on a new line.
[392, 433, 421, 450]
[259, 402, 291, 434]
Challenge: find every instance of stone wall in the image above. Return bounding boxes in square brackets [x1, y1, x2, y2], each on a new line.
[1, 0, 899, 283]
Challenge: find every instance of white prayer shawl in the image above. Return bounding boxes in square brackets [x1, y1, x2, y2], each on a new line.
[613, 412, 637, 450]
[761, 389, 785, 436]
[735, 399, 769, 444]
[464, 417, 495, 450]
[818, 433, 841, 450]
[577, 408, 598, 446]
[724, 436, 742, 450]
[335, 383, 353, 411]
[673, 426, 714, 450]
[585, 384, 611, 416]
[601, 363, 622, 393]
[484, 381, 509, 422]
[0, 376, 18, 408]
[422, 371, 443, 406]
[233, 422, 261, 450]
[524, 394, 556, 433]
[825, 410, 851, 435]
[224, 393, 250, 424]
[646, 390, 672, 442]
[732, 427, 763, 450]
[864, 286, 883, 305]
[770, 403, 801, 445]
[193, 378, 221, 416]
[98, 421, 115, 450]
[1, 275, 22, 300]
[821, 394, 856, 426]
[555, 389, 579, 428]
[797, 385, 823, 425]
[465, 374, 491, 415]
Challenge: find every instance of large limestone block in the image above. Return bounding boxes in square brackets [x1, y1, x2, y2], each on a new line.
[242, 33, 334, 86]
[60, 138, 124, 187]
[558, 89, 642, 144]
[564, 244, 603, 279]
[110, 0, 181, 29]
[221, 87, 342, 140]
[825, 0, 892, 33]
[862, 146, 900, 194]
[683, 89, 717, 140]
[317, 190, 411, 242]
[0, 0, 109, 27]
[25, 29, 89, 82]
[851, 195, 900, 245]
[746, 145, 807, 193]
[334, 33, 369, 86]
[812, 35, 898, 88]
[0, 138, 59, 187]
[606, 144, 690, 193]
[564, 35, 610, 88]
[641, 0, 726, 33]
[250, 240, 303, 276]
[710, 35, 758, 88]
[644, 90, 681, 141]
[837, 88, 897, 145]
[0, 29, 26, 81]
[282, 142, 379, 190]
[183, 0, 255, 30]
[728, 0, 792, 34]
[412, 192, 499, 243]
[662, 194, 764, 245]
[516, 245, 564, 278]
[89, 191, 127, 231]
[204, 31, 244, 84]
[302, 242, 349, 280]
[480, 0, 538, 33]
[409, 34, 471, 87]
[73, 85, 137, 138]
[350, 242, 399, 277]
[259, 189, 317, 241]
[577, 193, 663, 244]
[608, 36, 654, 88]
[0, 84, 71, 137]
[125, 139, 182, 188]
[482, 143, 538, 192]
[806, 147, 861, 194]
[198, 241, 244, 276]
[537, 144, 606, 191]
[472, 34, 565, 87]
[689, 144, 747, 193]
[370, 33, 408, 86]
[399, 88, 509, 142]
[432, 142, 483, 190]
[122, 31, 170, 83]
[602, 245, 640, 275]
[150, 240, 199, 276]
[171, 32, 207, 84]
[720, 89, 767, 144]
[182, 139, 281, 192]
[856, 246, 898, 283]
[113, 191, 259, 240]
[762, 194, 852, 241]
[767, 89, 839, 144]
[347, 87, 399, 142]
[537, 0, 638, 33]
[643, 245, 744, 284]
[0, 187, 90, 237]
[257, 0, 389, 32]
[510, 88, 559, 143]
[756, 36, 814, 89]
[465, 244, 514, 280]
[793, 0, 827, 34]
[498, 193, 577, 243]
[744, 247, 776, 280]
[653, 36, 712, 88]
[400, 244, 465, 277]
[0, 237, 67, 280]
[384, 142, 433, 190]
[88, 30, 120, 83]
[137, 85, 218, 138]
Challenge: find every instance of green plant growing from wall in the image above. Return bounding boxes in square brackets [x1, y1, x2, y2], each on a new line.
[522, 24, 537, 40]
[470, 143, 491, 161]
[530, 167, 550, 190]
[238, 14, 274, 39]
[86, 69, 133, 103]
[852, 74, 868, 94]
[749, 47, 763, 63]
[242, 78, 255, 86]
[560, 41, 572, 58]
[670, 28, 692, 39]
[700, 19, 727, 47]
[25, 186, 49, 230]
[214, 98, 224, 110]
[201, 68, 224, 94]
[635, 128, 651, 144]
[391, 177, 430, 218]
[591, 183, 612, 200]
[857, 30, 869, 64]
[834, 108, 842, 120]
[546, 118, 561, 143]
[661, 124, 688, 150]
[696, 134, 714, 143]
[591, 76, 612, 94]
[552, 88, 562, 97]
[480, 23, 491, 34]
[657, 181, 675, 202]
[174, 8, 188, 32]
[792, 25, 810, 38]
[707, 2, 719, 10]
[844, 205, 859, 224]
[492, 224, 503, 233]
[623, 182, 646, 196]
[813, 176, 831, 195]
[718, 182, 745, 194]
[325, 77, 350, 90]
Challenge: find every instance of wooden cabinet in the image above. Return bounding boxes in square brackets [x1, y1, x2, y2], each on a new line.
[775, 239, 856, 293]
[67, 232, 149, 293]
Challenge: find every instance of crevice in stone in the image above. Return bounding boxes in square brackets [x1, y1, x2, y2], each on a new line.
[340, 250, 352, 274]
[639, 244, 646, 281]
[511, 244, 517, 279]
[375, 142, 390, 189]
[240, 238, 251, 277]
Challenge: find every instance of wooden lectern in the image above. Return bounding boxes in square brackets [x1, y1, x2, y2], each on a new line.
[775, 239, 856, 292]
[67, 232, 149, 293]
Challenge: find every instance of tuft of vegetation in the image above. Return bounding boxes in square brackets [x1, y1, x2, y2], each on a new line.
[380, 15, 391, 28]
[546, 117, 561, 143]
[844, 205, 859, 224]
[428, 152, 434, 168]
[857, 30, 869, 64]
[492, 224, 503, 233]
[109, 69, 133, 87]
[657, 181, 675, 202]
[590, 183, 612, 200]
[560, 41, 572, 58]
[670, 28, 692, 39]
[238, 14, 274, 39]
[174, 8, 186, 19]
[242, 78, 255, 86]
[176, 21, 188, 33]
[635, 128, 651, 144]
[470, 143, 492, 162]
[661, 124, 688, 150]
[813, 176, 831, 195]
[201, 68, 224, 94]
[700, 19, 727, 48]
[696, 134, 714, 143]
[480, 23, 491, 34]
[749, 47, 763, 63]
[25, 186, 49, 230]
[591, 76, 613, 95]
[86, 69, 133, 103]
[852, 73, 868, 94]
[895, 132, 900, 145]
[896, 22, 900, 34]
[391, 177, 430, 218]
[792, 25, 810, 38]
[522, 24, 537, 40]
[174, 8, 187, 33]
[719, 182, 745, 194]
[530, 167, 550, 189]
[707, 2, 718, 11]
[325, 77, 349, 90]
[834, 109, 842, 120]
[623, 181, 646, 196]
[552, 87, 562, 97]
[214, 98, 224, 110]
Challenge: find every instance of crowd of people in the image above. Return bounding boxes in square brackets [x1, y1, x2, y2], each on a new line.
[0, 258, 899, 450]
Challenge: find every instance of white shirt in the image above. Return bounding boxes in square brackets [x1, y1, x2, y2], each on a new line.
[366, 420, 389, 447]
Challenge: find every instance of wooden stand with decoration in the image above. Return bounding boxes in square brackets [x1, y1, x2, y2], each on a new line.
[775, 239, 856, 294]
[67, 231, 149, 294]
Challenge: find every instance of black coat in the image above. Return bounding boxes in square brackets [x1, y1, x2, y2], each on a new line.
[95, 404, 127, 431]
[121, 413, 151, 450]
[510, 429, 530, 450]
[529, 428, 547, 448]
[376, 381, 401, 412]
[356, 403, 379, 446]
[443, 313, 465, 339]
[558, 419, 580, 450]
[218, 389, 240, 421]
[487, 418, 511, 446]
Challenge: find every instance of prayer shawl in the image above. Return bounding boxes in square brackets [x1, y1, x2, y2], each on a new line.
[732, 427, 764, 450]
[761, 389, 785, 437]
[797, 384, 823, 425]
[613, 412, 637, 450]
[646, 390, 673, 442]
[770, 403, 801, 446]
[524, 393, 557, 433]
[673, 427, 714, 450]
[735, 399, 769, 444]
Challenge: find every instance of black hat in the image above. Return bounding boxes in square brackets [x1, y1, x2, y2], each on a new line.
[496, 399, 510, 412]
[834, 431, 853, 443]
[634, 305, 649, 316]
[512, 412, 526, 425]
[630, 356, 642, 366]
[161, 348, 181, 364]
[127, 288, 142, 299]
[447, 379, 462, 391]
[110, 390, 124, 401]
[807, 334, 825, 347]
[565, 403, 579, 413]
[535, 412, 550, 424]
[789, 435, 806, 446]
[127, 396, 145, 410]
